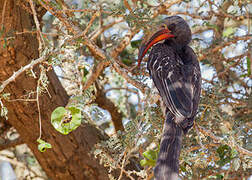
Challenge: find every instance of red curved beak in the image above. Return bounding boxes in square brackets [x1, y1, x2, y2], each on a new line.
[137, 28, 174, 67]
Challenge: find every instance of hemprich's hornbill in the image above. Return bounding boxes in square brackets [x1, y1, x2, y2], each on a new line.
[137, 16, 201, 179]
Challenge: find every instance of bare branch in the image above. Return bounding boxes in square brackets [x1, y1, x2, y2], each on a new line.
[82, 11, 100, 36]
[1, 0, 7, 29]
[28, 0, 45, 51]
[199, 35, 252, 61]
[82, 61, 110, 91]
[38, 0, 107, 60]
[90, 19, 124, 41]
[112, 62, 147, 93]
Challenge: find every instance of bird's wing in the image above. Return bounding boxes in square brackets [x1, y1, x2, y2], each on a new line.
[147, 44, 198, 118]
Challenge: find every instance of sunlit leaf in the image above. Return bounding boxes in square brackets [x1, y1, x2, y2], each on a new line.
[223, 27, 235, 37]
[247, 57, 251, 76]
[37, 139, 52, 152]
[232, 158, 241, 171]
[51, 106, 82, 135]
[131, 39, 142, 48]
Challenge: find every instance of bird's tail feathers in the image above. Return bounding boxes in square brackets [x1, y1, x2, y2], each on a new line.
[154, 113, 182, 180]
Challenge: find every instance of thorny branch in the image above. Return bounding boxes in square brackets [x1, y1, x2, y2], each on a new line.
[28, 0, 45, 51]
[0, 51, 56, 94]
[197, 125, 252, 156]
[0, 0, 251, 178]
[199, 35, 252, 61]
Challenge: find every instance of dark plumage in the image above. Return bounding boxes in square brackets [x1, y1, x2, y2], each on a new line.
[138, 16, 201, 179]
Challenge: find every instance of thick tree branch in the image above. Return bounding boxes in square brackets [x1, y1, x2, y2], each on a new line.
[95, 84, 124, 132]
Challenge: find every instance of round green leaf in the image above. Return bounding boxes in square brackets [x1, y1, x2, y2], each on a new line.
[51, 106, 67, 129]
[51, 106, 82, 135]
[37, 139, 52, 152]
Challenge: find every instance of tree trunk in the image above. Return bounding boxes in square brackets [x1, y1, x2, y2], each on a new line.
[0, 1, 109, 179]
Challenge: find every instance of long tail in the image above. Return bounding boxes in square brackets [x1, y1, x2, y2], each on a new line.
[154, 112, 183, 180]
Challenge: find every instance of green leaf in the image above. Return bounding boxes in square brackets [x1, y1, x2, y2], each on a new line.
[140, 148, 159, 167]
[230, 148, 238, 158]
[0, 106, 8, 119]
[215, 174, 224, 179]
[122, 59, 133, 66]
[67, 106, 82, 131]
[223, 27, 235, 37]
[131, 39, 142, 48]
[80, 67, 89, 82]
[26, 156, 36, 165]
[142, 149, 158, 161]
[51, 106, 82, 135]
[140, 159, 148, 166]
[247, 57, 251, 76]
[180, 165, 187, 172]
[217, 144, 233, 166]
[203, 21, 218, 31]
[37, 139, 52, 152]
[51, 106, 67, 129]
[140, 158, 156, 166]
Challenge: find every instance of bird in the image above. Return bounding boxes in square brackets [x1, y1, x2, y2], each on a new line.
[137, 16, 201, 180]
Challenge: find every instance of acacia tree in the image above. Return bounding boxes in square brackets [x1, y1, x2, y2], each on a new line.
[0, 0, 251, 179]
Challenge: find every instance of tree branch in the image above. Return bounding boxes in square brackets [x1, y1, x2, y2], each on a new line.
[197, 125, 252, 156]
[0, 52, 55, 93]
[95, 84, 124, 132]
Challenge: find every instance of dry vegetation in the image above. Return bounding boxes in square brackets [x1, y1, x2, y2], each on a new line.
[0, 0, 251, 179]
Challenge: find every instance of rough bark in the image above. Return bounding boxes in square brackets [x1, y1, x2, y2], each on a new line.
[0, 1, 109, 179]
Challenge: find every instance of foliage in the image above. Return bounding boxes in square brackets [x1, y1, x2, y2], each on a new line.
[0, 0, 251, 179]
[37, 139, 52, 152]
[51, 106, 82, 135]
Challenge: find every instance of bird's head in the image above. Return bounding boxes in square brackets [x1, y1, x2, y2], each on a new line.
[137, 16, 192, 67]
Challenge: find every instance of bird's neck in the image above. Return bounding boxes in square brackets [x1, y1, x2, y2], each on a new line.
[165, 40, 191, 64]
[164, 39, 183, 51]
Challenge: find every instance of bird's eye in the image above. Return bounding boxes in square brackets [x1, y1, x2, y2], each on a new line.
[168, 23, 176, 32]
[161, 24, 168, 29]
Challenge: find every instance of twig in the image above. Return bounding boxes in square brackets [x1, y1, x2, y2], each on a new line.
[56, 9, 111, 14]
[185, 143, 219, 153]
[28, 0, 45, 51]
[90, 19, 124, 41]
[38, 0, 107, 60]
[82, 11, 100, 36]
[101, 150, 135, 180]
[118, 150, 128, 180]
[82, 29, 138, 91]
[0, 52, 55, 94]
[82, 61, 110, 91]
[153, 0, 183, 18]
[7, 99, 36, 102]
[36, 75, 42, 140]
[196, 125, 252, 156]
[199, 35, 252, 61]
[112, 62, 147, 93]
[1, 0, 7, 29]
